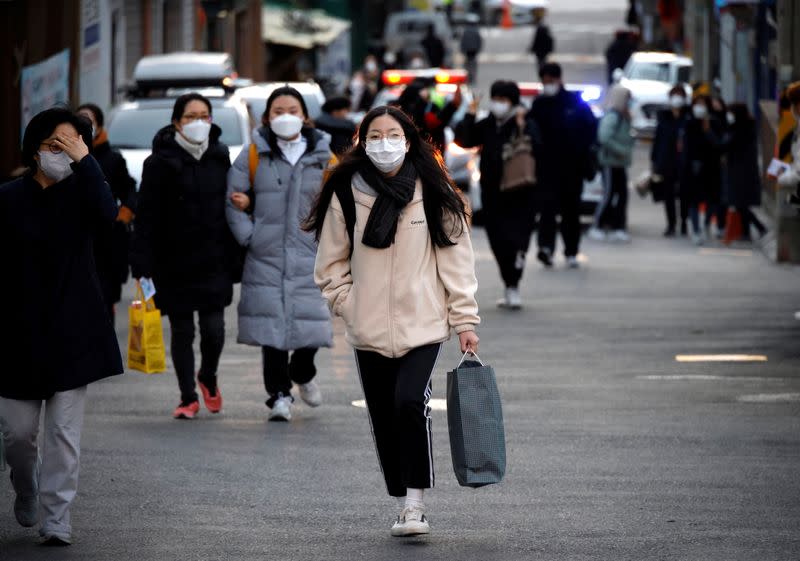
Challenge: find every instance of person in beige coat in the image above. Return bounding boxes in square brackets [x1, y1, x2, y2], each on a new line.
[308, 106, 480, 538]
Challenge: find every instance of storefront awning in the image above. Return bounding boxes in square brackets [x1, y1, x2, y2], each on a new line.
[262, 6, 350, 50]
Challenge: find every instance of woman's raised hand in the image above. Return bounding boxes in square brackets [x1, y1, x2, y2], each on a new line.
[53, 133, 89, 163]
[230, 192, 251, 212]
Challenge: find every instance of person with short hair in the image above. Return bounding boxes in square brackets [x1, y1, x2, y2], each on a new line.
[0, 107, 123, 546]
[316, 96, 356, 156]
[651, 85, 689, 236]
[130, 93, 239, 420]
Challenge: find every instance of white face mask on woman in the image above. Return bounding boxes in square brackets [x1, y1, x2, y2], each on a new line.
[38, 150, 74, 182]
[670, 95, 686, 109]
[181, 119, 211, 144]
[692, 104, 708, 120]
[365, 138, 407, 173]
[270, 114, 304, 140]
[490, 100, 512, 119]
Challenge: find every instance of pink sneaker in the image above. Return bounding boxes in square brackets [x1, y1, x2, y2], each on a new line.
[173, 401, 200, 420]
[198, 378, 222, 414]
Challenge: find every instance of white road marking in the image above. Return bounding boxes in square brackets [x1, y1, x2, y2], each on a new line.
[638, 375, 785, 382]
[675, 354, 768, 362]
[737, 393, 800, 403]
[697, 248, 753, 258]
[352, 399, 447, 411]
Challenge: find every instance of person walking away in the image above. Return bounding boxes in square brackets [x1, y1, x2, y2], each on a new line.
[721, 104, 766, 241]
[0, 108, 123, 546]
[309, 106, 480, 537]
[130, 93, 238, 420]
[422, 24, 446, 68]
[680, 95, 724, 245]
[589, 85, 635, 242]
[76, 103, 137, 321]
[455, 80, 539, 308]
[393, 78, 462, 155]
[316, 97, 357, 156]
[605, 30, 637, 85]
[227, 87, 333, 422]
[460, 18, 483, 85]
[651, 85, 688, 237]
[528, 63, 598, 268]
[530, 9, 554, 71]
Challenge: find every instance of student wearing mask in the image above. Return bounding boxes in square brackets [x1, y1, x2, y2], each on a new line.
[309, 106, 480, 537]
[76, 103, 137, 321]
[651, 85, 688, 237]
[455, 80, 540, 309]
[131, 93, 238, 419]
[227, 86, 333, 422]
[0, 108, 123, 546]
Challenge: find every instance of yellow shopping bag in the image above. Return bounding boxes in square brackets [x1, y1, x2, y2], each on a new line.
[127, 282, 166, 374]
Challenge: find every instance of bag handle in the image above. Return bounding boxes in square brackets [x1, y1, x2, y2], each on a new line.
[134, 280, 156, 311]
[458, 350, 484, 367]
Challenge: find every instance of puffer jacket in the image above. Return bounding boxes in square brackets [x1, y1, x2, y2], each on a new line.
[226, 127, 333, 350]
[598, 110, 634, 168]
[314, 174, 480, 359]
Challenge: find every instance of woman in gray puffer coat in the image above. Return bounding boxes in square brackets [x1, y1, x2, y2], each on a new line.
[226, 87, 333, 422]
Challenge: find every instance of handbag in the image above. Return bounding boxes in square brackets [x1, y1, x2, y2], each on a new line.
[127, 282, 167, 374]
[446, 351, 507, 488]
[500, 129, 536, 193]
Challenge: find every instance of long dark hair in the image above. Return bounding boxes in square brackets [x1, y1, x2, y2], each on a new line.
[305, 106, 467, 247]
[261, 86, 312, 157]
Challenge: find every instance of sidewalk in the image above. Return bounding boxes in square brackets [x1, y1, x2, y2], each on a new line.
[1, 146, 799, 561]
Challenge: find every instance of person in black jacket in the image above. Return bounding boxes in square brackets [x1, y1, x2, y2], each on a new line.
[455, 80, 540, 309]
[421, 24, 445, 68]
[130, 93, 237, 420]
[651, 85, 688, 236]
[76, 103, 137, 320]
[528, 63, 597, 268]
[530, 10, 554, 71]
[393, 78, 462, 155]
[0, 108, 123, 546]
[315, 96, 356, 156]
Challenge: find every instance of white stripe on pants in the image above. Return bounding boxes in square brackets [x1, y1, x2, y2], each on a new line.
[0, 386, 87, 539]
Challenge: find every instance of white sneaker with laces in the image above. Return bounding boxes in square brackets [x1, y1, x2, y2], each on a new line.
[269, 396, 293, 422]
[391, 505, 430, 537]
[566, 256, 580, 269]
[497, 287, 522, 310]
[609, 230, 631, 243]
[587, 227, 606, 241]
[298, 381, 322, 407]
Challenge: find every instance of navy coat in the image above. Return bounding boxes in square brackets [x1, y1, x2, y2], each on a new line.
[0, 156, 124, 400]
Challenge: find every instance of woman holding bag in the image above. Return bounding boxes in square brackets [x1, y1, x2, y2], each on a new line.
[309, 106, 480, 537]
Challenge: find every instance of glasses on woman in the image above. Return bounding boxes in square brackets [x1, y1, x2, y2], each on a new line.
[365, 132, 405, 148]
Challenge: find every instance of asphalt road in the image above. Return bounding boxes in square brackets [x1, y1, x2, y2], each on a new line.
[3, 2, 800, 559]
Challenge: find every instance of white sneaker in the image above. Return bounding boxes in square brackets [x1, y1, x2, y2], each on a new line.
[391, 505, 430, 537]
[497, 287, 522, 310]
[609, 230, 631, 243]
[298, 381, 322, 407]
[691, 232, 704, 246]
[566, 256, 580, 269]
[587, 227, 606, 241]
[269, 396, 293, 422]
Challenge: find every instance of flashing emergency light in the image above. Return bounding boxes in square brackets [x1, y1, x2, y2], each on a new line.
[381, 69, 468, 86]
[580, 86, 602, 103]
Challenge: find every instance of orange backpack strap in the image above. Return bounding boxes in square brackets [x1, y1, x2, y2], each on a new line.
[248, 143, 259, 187]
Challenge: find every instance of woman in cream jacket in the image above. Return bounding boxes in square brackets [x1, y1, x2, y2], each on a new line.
[308, 106, 480, 538]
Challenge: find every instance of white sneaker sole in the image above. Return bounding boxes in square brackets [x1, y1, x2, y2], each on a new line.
[268, 409, 291, 422]
[391, 522, 430, 537]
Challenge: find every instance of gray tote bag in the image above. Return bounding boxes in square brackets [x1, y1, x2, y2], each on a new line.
[446, 352, 506, 488]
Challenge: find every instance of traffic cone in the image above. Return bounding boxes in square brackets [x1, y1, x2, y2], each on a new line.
[501, 0, 513, 28]
[723, 207, 743, 245]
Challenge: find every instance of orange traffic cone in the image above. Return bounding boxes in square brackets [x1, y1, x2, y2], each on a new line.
[501, 0, 513, 28]
[723, 207, 743, 245]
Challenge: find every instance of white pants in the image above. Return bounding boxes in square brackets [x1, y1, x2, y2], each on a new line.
[0, 386, 87, 539]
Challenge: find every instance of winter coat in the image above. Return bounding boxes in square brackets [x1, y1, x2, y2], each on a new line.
[530, 25, 554, 60]
[722, 119, 761, 207]
[226, 127, 333, 351]
[778, 125, 800, 191]
[680, 117, 724, 205]
[130, 124, 236, 316]
[651, 109, 686, 181]
[598, 110, 634, 168]
[422, 33, 446, 67]
[314, 177, 479, 359]
[460, 26, 482, 56]
[315, 112, 356, 156]
[92, 139, 137, 306]
[0, 156, 124, 400]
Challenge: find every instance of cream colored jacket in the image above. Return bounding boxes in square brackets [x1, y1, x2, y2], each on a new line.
[314, 176, 480, 358]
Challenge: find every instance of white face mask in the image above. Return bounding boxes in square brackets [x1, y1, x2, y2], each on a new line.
[692, 104, 708, 119]
[365, 61, 378, 74]
[270, 114, 304, 140]
[490, 100, 512, 119]
[669, 95, 686, 109]
[365, 138, 407, 173]
[181, 119, 211, 144]
[38, 150, 74, 182]
[541, 83, 560, 97]
[410, 58, 425, 70]
[726, 112, 736, 125]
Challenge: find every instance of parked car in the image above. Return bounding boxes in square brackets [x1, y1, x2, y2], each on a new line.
[614, 51, 693, 137]
[383, 11, 453, 68]
[431, 0, 549, 26]
[234, 82, 326, 126]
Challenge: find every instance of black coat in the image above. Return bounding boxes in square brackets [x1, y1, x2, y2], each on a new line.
[528, 88, 597, 193]
[315, 112, 356, 156]
[680, 117, 724, 205]
[130, 125, 236, 316]
[421, 34, 445, 67]
[722, 120, 761, 207]
[92, 139, 137, 306]
[651, 109, 686, 181]
[0, 156, 124, 400]
[530, 25, 554, 60]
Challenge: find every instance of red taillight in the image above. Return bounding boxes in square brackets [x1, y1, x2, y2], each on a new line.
[381, 69, 468, 86]
[435, 70, 467, 84]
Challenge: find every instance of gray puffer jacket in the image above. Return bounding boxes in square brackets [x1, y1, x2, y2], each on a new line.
[226, 127, 333, 350]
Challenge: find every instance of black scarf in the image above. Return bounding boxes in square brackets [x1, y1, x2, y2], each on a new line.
[359, 159, 418, 249]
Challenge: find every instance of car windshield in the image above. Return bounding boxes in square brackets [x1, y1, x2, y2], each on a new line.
[108, 106, 243, 149]
[627, 61, 671, 82]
